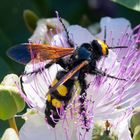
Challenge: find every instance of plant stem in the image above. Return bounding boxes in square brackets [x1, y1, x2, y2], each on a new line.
[8, 117, 19, 135]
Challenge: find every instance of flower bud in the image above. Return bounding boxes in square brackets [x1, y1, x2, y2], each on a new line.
[0, 74, 25, 120]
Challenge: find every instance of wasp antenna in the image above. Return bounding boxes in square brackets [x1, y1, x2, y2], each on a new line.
[104, 73, 127, 81]
[55, 11, 69, 38]
[55, 11, 74, 47]
[109, 46, 128, 49]
[94, 69, 127, 81]
[104, 26, 107, 43]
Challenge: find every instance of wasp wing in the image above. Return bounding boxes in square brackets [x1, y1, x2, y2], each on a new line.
[7, 43, 31, 65]
[7, 43, 75, 65]
[46, 60, 89, 97]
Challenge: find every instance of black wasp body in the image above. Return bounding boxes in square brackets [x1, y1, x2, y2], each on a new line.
[45, 39, 109, 129]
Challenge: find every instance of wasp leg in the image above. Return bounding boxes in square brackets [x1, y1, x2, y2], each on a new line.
[92, 68, 126, 81]
[78, 72, 89, 131]
[21, 60, 55, 76]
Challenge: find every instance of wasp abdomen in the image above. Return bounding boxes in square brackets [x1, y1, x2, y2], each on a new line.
[45, 70, 74, 127]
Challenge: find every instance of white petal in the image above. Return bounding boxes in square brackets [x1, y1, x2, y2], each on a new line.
[68, 25, 94, 47]
[115, 119, 132, 140]
[29, 19, 48, 43]
[29, 18, 69, 43]
[19, 113, 78, 140]
[96, 17, 132, 46]
[51, 25, 95, 48]
[97, 50, 119, 74]
[51, 33, 70, 47]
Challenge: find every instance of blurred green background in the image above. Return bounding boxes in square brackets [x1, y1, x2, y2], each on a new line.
[0, 0, 140, 137]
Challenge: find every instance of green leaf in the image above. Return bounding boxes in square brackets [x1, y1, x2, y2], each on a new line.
[23, 9, 39, 32]
[1, 128, 19, 140]
[111, 0, 140, 12]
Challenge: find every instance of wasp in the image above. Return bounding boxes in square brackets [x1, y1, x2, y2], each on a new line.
[7, 14, 127, 131]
